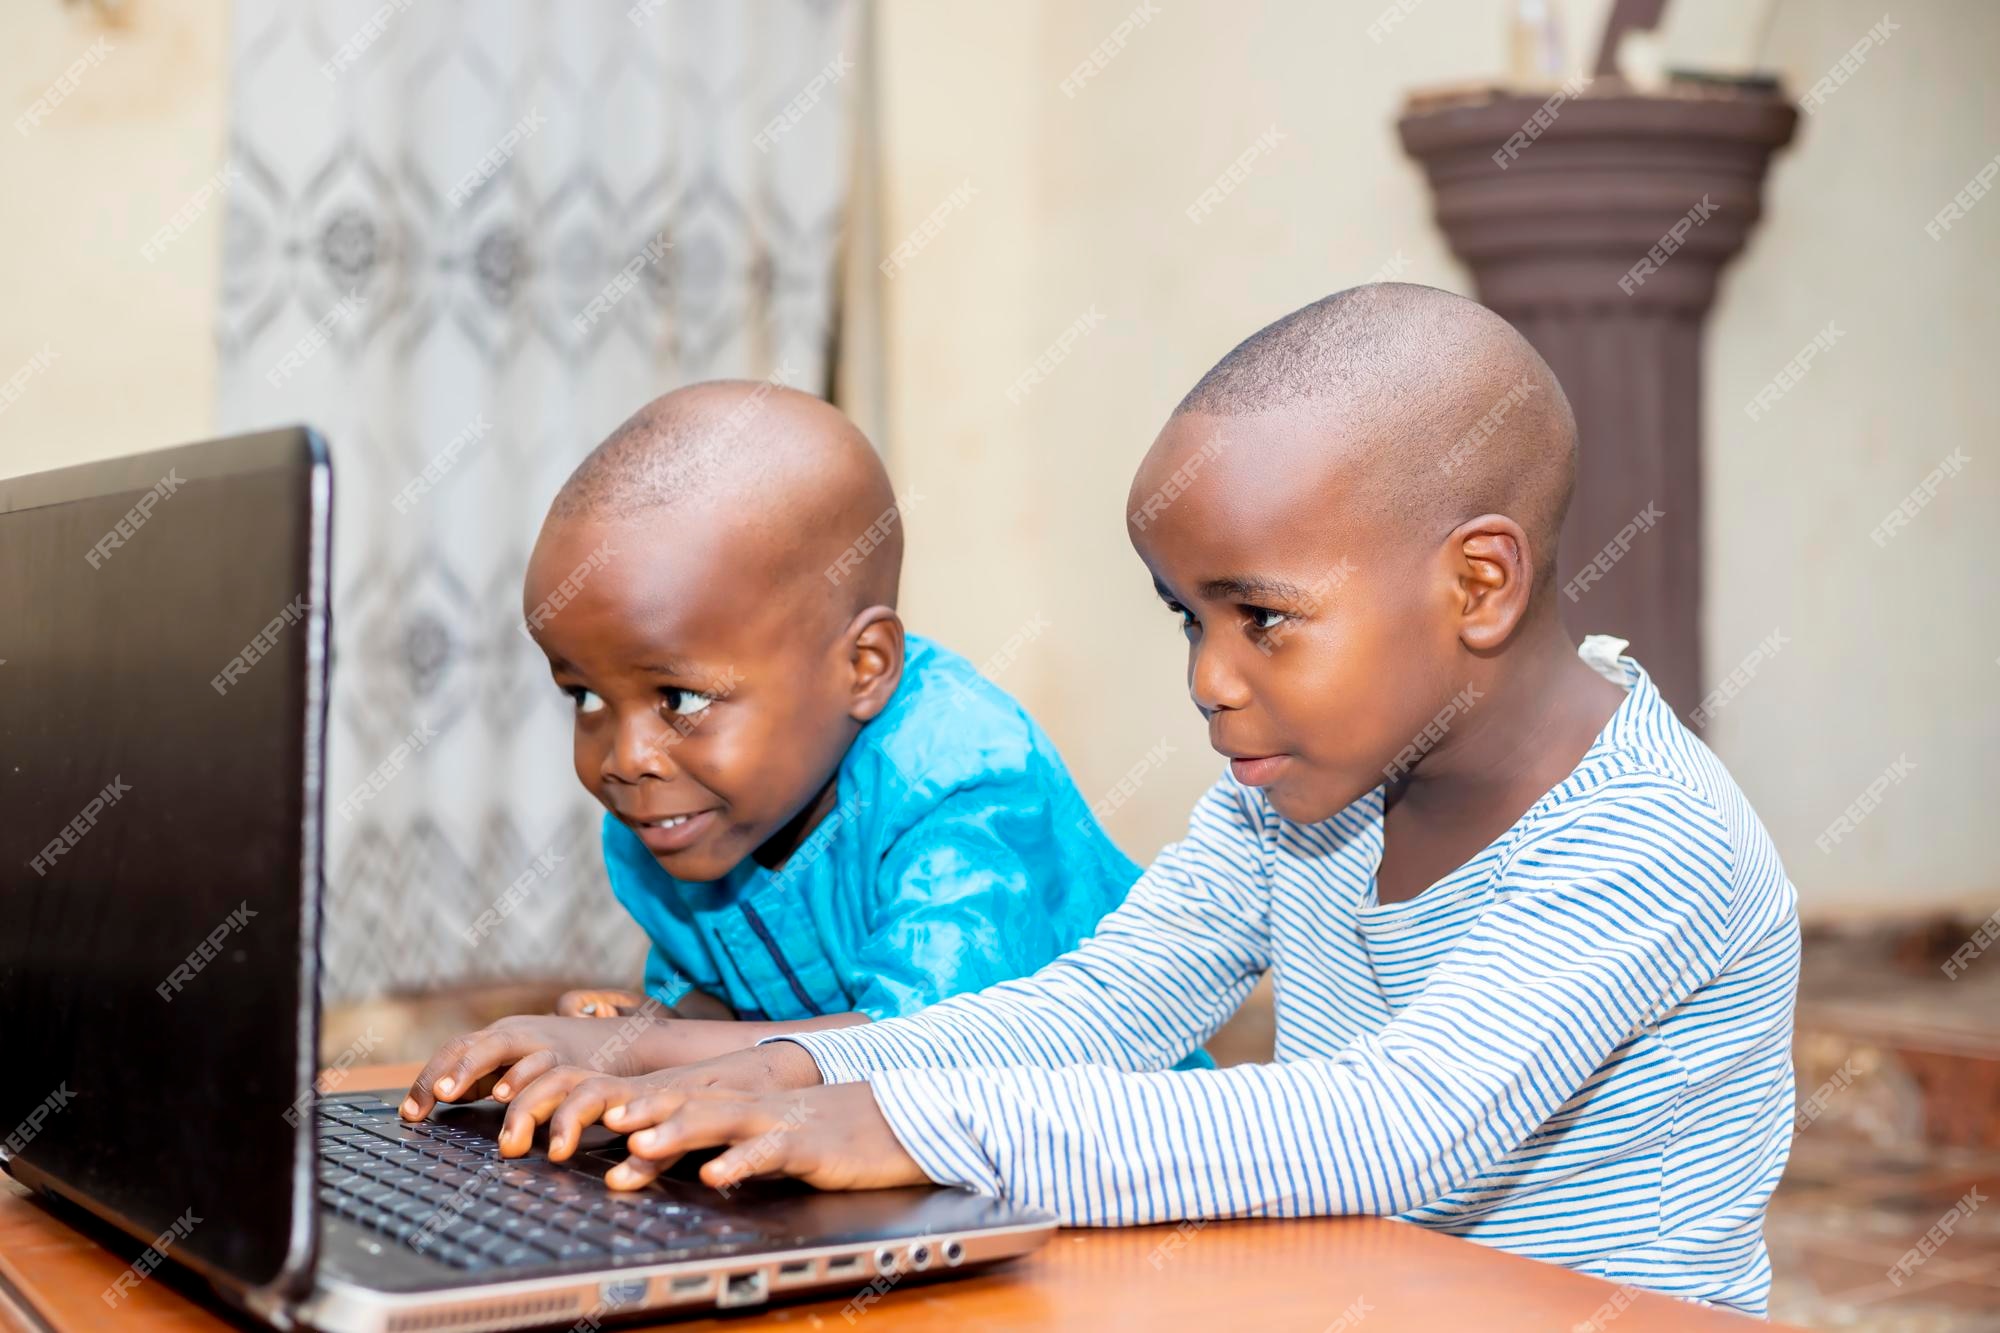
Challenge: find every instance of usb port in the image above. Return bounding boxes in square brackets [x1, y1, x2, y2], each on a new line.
[598, 1277, 648, 1309]
[826, 1254, 863, 1277]
[669, 1274, 712, 1299]
[775, 1260, 815, 1286]
[720, 1270, 769, 1307]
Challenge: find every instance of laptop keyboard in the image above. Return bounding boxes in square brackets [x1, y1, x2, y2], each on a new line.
[315, 1094, 773, 1273]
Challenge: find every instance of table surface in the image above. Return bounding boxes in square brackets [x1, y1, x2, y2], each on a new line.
[0, 1063, 1790, 1332]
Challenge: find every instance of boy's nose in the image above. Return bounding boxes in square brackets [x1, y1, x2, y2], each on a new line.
[602, 715, 682, 783]
[1188, 639, 1252, 715]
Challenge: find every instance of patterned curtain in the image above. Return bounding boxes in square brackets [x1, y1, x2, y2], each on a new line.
[215, 0, 859, 1002]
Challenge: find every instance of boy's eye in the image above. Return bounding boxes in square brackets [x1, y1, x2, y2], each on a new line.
[1243, 607, 1286, 632]
[565, 687, 606, 715]
[1163, 600, 1197, 629]
[663, 687, 713, 717]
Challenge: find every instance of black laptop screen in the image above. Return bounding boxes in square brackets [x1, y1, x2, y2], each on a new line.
[0, 429, 327, 1296]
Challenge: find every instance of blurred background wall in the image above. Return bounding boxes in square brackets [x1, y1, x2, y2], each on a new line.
[2, 0, 1994, 934]
[866, 0, 1999, 921]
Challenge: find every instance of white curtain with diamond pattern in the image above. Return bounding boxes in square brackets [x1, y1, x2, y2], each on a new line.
[215, 0, 857, 1002]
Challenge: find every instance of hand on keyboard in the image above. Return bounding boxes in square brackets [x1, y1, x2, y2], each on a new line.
[401, 1013, 673, 1122]
[496, 1041, 825, 1165]
[605, 1082, 926, 1194]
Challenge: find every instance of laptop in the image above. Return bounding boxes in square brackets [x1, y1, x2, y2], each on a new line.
[0, 427, 1055, 1331]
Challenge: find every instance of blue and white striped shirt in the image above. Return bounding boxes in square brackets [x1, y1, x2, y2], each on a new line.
[779, 650, 1800, 1314]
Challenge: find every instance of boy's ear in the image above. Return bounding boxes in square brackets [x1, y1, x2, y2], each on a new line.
[843, 608, 905, 722]
[1448, 514, 1534, 652]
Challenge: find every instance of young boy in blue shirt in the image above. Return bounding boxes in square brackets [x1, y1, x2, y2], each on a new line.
[503, 286, 1800, 1316]
[401, 382, 1199, 1151]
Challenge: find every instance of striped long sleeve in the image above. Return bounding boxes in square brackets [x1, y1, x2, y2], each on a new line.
[791, 777, 1273, 1080]
[836, 784, 1734, 1225]
[776, 654, 1798, 1314]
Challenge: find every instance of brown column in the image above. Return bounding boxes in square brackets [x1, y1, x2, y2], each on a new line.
[1398, 90, 1796, 715]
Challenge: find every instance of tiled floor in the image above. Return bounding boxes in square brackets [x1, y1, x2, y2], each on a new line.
[1767, 915, 2000, 1330]
[1769, 1134, 2000, 1330]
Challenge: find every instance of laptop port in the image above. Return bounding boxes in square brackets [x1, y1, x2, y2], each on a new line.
[909, 1243, 932, 1270]
[775, 1260, 816, 1287]
[719, 1270, 769, 1307]
[668, 1275, 713, 1299]
[826, 1254, 863, 1277]
[598, 1277, 649, 1309]
[943, 1239, 966, 1266]
[874, 1246, 900, 1275]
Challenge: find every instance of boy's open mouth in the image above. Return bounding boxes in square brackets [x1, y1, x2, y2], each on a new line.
[620, 808, 720, 854]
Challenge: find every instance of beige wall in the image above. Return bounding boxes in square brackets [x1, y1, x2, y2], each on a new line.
[871, 0, 1997, 919]
[4, 0, 1991, 919]
[0, 1, 228, 479]
[1699, 1, 1999, 915]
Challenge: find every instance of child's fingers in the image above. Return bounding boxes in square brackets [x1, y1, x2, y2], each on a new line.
[554, 990, 607, 1018]
[701, 1131, 812, 1193]
[496, 1065, 592, 1156]
[493, 1049, 558, 1101]
[556, 988, 646, 1018]
[603, 1153, 671, 1191]
[437, 1032, 543, 1103]
[624, 1095, 775, 1162]
[606, 1099, 778, 1190]
[403, 1029, 542, 1119]
[600, 1087, 701, 1142]
[403, 1040, 473, 1119]
[545, 1076, 631, 1161]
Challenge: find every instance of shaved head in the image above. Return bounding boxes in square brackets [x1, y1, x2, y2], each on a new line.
[527, 381, 909, 882]
[550, 381, 902, 616]
[1172, 283, 1576, 596]
[1128, 285, 1615, 824]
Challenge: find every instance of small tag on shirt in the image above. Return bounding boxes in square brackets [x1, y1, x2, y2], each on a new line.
[1578, 634, 1631, 685]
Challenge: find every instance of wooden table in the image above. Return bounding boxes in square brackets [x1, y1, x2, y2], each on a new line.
[0, 1064, 1787, 1331]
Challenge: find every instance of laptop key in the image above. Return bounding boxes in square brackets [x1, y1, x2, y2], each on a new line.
[385, 1195, 434, 1222]
[512, 1224, 556, 1250]
[500, 1192, 550, 1216]
[543, 1208, 594, 1234]
[494, 1213, 542, 1240]
[341, 1199, 391, 1228]
[546, 1239, 607, 1261]
[428, 1242, 484, 1271]
[376, 1218, 421, 1243]
[361, 1124, 431, 1149]
[454, 1224, 507, 1253]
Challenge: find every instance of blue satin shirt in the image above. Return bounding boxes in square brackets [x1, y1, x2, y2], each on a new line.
[601, 635, 1206, 1068]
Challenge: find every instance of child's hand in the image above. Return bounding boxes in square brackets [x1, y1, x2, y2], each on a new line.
[554, 987, 648, 1018]
[401, 1015, 662, 1121]
[604, 1082, 926, 1194]
[492, 1040, 824, 1161]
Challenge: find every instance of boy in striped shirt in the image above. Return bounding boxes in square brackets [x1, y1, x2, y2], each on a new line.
[501, 286, 1801, 1314]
